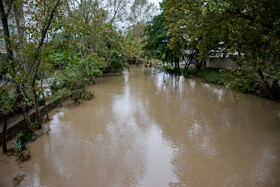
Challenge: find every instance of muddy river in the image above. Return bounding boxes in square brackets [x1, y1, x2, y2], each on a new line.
[1, 67, 280, 186]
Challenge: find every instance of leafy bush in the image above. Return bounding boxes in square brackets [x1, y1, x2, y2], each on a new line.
[50, 50, 79, 69]
[13, 141, 29, 153]
[0, 53, 9, 75]
[197, 69, 227, 85]
[0, 84, 11, 110]
[9, 129, 36, 154]
[161, 64, 176, 74]
[16, 129, 37, 144]
[50, 55, 102, 103]
[153, 62, 164, 72]
[183, 68, 227, 85]
[103, 52, 126, 73]
[182, 68, 197, 78]
[223, 68, 256, 93]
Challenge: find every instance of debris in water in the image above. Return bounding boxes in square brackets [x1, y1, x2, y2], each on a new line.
[14, 173, 25, 186]
[37, 132, 44, 137]
[17, 150, 31, 162]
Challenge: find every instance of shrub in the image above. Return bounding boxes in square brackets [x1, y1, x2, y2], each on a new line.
[223, 68, 256, 93]
[103, 52, 126, 73]
[197, 69, 227, 85]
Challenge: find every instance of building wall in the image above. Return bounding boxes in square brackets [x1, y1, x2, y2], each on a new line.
[0, 0, 23, 52]
[206, 57, 238, 69]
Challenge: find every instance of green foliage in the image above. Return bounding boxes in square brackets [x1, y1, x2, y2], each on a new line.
[183, 68, 227, 85]
[153, 61, 179, 74]
[143, 9, 170, 61]
[13, 141, 29, 153]
[50, 50, 79, 69]
[0, 84, 11, 111]
[0, 84, 19, 113]
[81, 91, 94, 100]
[223, 68, 256, 94]
[182, 68, 198, 79]
[31, 122, 41, 130]
[9, 129, 37, 153]
[197, 69, 227, 85]
[161, 0, 280, 99]
[0, 53, 9, 75]
[104, 53, 126, 73]
[55, 109, 62, 113]
[152, 62, 164, 72]
[16, 129, 37, 143]
[164, 64, 175, 71]
[50, 54, 102, 102]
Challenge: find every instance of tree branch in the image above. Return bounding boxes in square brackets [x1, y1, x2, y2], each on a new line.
[27, 0, 61, 75]
[6, 0, 14, 17]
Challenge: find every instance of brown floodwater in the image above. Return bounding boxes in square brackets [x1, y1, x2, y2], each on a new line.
[1, 66, 280, 186]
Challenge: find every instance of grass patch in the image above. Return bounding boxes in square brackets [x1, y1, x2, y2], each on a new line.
[183, 68, 227, 85]
[197, 69, 227, 85]
[55, 109, 62, 113]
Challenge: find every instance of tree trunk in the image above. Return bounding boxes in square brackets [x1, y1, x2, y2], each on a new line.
[22, 103, 32, 131]
[184, 50, 195, 70]
[257, 68, 274, 98]
[13, 2, 23, 40]
[32, 86, 42, 127]
[0, 0, 14, 61]
[175, 56, 180, 74]
[195, 60, 203, 74]
[194, 49, 203, 74]
[2, 115, 8, 153]
[31, 65, 42, 127]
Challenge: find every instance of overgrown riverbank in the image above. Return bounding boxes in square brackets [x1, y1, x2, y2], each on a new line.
[183, 68, 226, 86]
[155, 64, 280, 101]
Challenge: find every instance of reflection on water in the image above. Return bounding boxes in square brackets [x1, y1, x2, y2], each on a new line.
[188, 121, 217, 158]
[1, 66, 280, 186]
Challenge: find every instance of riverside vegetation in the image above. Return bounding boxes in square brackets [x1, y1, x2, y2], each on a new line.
[0, 0, 157, 158]
[143, 0, 280, 100]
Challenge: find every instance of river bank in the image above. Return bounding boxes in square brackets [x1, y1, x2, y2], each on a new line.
[0, 95, 69, 146]
[158, 64, 280, 102]
[0, 71, 124, 149]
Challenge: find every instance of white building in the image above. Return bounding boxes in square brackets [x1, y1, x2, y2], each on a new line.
[0, 0, 24, 53]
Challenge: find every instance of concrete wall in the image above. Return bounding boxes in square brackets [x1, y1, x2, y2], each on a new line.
[206, 57, 238, 69]
[0, 96, 68, 146]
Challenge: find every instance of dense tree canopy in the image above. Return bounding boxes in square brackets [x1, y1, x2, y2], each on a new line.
[143, 9, 169, 61]
[143, 0, 280, 97]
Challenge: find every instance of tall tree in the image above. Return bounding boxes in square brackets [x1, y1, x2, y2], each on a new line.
[163, 0, 280, 96]
[0, 0, 62, 152]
